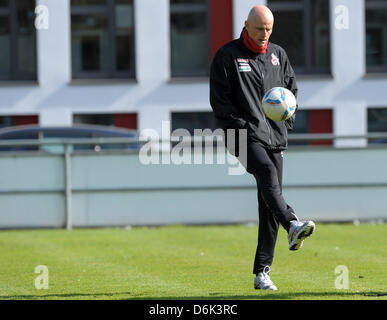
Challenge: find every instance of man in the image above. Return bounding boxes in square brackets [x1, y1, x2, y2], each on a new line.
[209, 5, 315, 290]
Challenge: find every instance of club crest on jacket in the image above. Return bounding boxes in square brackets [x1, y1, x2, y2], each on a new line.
[271, 53, 280, 66]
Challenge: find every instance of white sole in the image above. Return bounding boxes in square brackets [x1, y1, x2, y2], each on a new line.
[254, 284, 278, 291]
[289, 221, 315, 251]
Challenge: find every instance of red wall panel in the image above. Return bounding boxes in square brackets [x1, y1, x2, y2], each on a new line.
[14, 115, 39, 126]
[210, 0, 233, 60]
[113, 113, 137, 130]
[309, 109, 333, 146]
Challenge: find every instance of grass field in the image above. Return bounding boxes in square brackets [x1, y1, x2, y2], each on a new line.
[0, 223, 386, 300]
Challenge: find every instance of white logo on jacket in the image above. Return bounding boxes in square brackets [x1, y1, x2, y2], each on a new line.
[271, 53, 280, 66]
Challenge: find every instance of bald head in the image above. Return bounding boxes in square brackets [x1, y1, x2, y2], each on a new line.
[247, 5, 274, 25]
[245, 5, 274, 47]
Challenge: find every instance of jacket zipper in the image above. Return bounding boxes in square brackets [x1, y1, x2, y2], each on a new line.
[256, 57, 273, 146]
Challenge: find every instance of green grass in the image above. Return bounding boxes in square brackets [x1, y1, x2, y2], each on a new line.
[0, 223, 386, 300]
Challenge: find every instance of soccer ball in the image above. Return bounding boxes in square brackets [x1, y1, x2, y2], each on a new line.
[262, 87, 297, 121]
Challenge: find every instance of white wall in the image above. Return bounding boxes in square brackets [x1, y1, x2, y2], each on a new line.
[330, 0, 367, 147]
[134, 0, 170, 83]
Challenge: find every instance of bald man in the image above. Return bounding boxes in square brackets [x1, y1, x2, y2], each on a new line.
[210, 5, 315, 290]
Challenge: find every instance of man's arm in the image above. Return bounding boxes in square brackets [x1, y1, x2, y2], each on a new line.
[282, 50, 298, 131]
[209, 49, 246, 130]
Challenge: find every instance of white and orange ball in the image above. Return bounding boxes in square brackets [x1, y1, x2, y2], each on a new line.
[262, 87, 297, 122]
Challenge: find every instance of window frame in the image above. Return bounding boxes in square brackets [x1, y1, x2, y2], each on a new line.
[367, 106, 387, 145]
[268, 0, 331, 75]
[170, 0, 211, 78]
[70, 0, 136, 80]
[365, 0, 387, 73]
[0, 0, 37, 81]
[367, 107, 387, 131]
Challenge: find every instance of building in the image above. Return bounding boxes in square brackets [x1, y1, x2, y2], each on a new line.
[0, 0, 386, 147]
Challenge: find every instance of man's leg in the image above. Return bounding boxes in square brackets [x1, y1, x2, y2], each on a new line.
[246, 142, 297, 231]
[252, 148, 291, 274]
[253, 188, 280, 274]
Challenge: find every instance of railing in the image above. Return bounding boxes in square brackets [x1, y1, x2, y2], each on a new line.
[287, 133, 387, 144]
[289, 132, 387, 141]
[0, 132, 386, 150]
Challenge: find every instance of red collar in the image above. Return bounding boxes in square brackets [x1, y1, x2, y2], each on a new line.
[242, 28, 268, 54]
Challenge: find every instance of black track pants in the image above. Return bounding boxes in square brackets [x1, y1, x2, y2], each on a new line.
[245, 142, 298, 275]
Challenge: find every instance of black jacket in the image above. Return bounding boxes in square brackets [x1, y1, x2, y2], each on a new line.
[209, 35, 298, 151]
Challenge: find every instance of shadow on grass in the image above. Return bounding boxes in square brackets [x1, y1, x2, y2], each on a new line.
[127, 291, 387, 300]
[2, 291, 386, 300]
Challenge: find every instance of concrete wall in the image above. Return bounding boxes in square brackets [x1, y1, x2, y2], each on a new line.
[1, 146, 386, 229]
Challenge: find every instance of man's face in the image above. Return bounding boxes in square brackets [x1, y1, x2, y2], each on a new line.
[245, 19, 273, 47]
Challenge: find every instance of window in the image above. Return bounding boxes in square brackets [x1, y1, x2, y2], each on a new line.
[0, 0, 37, 81]
[71, 0, 135, 79]
[289, 109, 333, 146]
[366, 0, 387, 72]
[171, 111, 217, 134]
[170, 0, 210, 77]
[368, 108, 387, 144]
[73, 113, 137, 130]
[0, 115, 38, 129]
[267, 0, 331, 74]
